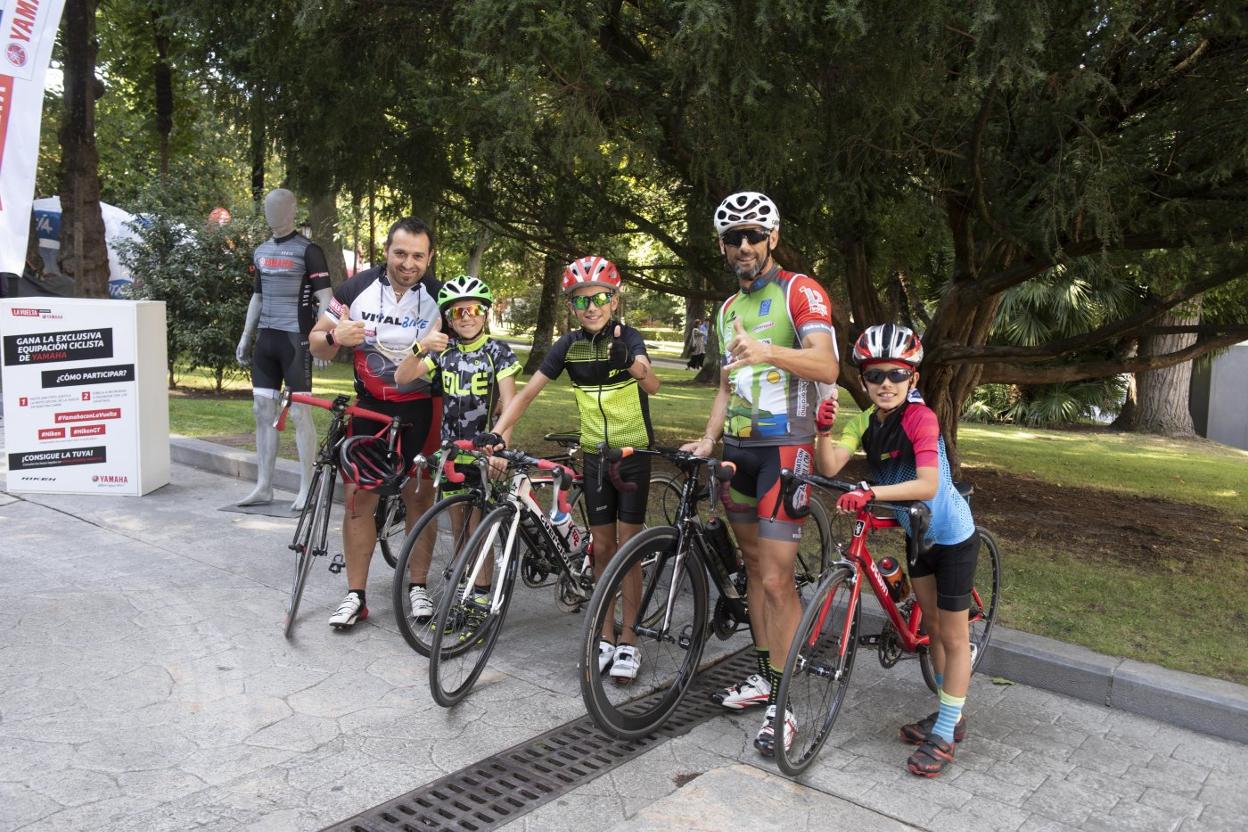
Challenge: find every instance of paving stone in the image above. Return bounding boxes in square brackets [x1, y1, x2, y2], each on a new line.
[0, 781, 64, 829]
[1001, 723, 1082, 762]
[922, 794, 1030, 832]
[1068, 734, 1149, 775]
[1126, 755, 1211, 799]
[245, 712, 342, 753]
[1062, 767, 1146, 804]
[1020, 776, 1114, 827]
[28, 767, 122, 808]
[944, 767, 1033, 806]
[1196, 769, 1248, 813]
[1139, 786, 1207, 821]
[1180, 803, 1248, 832]
[1081, 798, 1188, 832]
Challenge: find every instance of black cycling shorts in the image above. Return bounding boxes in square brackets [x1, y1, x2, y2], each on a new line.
[251, 328, 312, 392]
[581, 452, 652, 527]
[346, 396, 435, 474]
[722, 442, 812, 542]
[909, 529, 980, 612]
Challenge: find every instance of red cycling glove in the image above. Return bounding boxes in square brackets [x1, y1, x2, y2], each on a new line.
[816, 398, 838, 434]
[836, 486, 874, 513]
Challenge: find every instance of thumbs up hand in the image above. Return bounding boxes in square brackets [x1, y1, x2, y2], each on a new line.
[724, 316, 771, 371]
[608, 324, 635, 370]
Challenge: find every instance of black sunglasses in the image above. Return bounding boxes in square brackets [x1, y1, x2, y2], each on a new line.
[720, 228, 770, 247]
[862, 368, 915, 385]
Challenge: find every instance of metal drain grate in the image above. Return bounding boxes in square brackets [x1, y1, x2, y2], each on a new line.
[324, 649, 755, 832]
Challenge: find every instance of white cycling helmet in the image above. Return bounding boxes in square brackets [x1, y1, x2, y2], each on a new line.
[851, 324, 925, 368]
[713, 191, 780, 236]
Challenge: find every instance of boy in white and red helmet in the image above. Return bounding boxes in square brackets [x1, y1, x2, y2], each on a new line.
[489, 256, 660, 682]
[816, 323, 978, 778]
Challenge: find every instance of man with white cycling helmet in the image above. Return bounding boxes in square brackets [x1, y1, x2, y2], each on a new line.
[309, 217, 444, 629]
[682, 191, 839, 756]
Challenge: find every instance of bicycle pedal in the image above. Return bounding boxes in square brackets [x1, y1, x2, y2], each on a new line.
[328, 553, 346, 574]
[857, 633, 881, 647]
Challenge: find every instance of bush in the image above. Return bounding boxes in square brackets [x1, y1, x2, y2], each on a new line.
[963, 378, 1126, 426]
[118, 205, 267, 390]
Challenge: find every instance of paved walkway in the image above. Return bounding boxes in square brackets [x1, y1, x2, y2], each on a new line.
[2, 459, 1246, 832]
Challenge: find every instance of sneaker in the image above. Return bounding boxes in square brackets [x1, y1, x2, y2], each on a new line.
[409, 585, 434, 621]
[899, 712, 967, 745]
[609, 644, 641, 683]
[753, 705, 797, 757]
[711, 673, 771, 710]
[456, 592, 491, 644]
[329, 593, 368, 629]
[597, 640, 616, 673]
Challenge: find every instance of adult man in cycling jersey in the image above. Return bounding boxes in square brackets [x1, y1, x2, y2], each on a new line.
[235, 189, 333, 511]
[682, 192, 838, 756]
[309, 217, 444, 629]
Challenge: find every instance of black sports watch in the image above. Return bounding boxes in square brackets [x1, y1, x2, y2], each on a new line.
[325, 329, 336, 347]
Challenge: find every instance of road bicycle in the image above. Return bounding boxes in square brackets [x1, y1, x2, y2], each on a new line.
[771, 469, 1001, 776]
[391, 433, 587, 658]
[578, 446, 833, 740]
[428, 442, 597, 706]
[275, 390, 405, 638]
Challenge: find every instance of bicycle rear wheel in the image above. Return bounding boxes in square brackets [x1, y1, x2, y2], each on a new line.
[428, 504, 519, 707]
[919, 526, 1002, 692]
[795, 498, 835, 605]
[579, 526, 708, 739]
[392, 492, 480, 657]
[376, 493, 407, 569]
[284, 464, 334, 639]
[775, 566, 860, 776]
[645, 473, 684, 527]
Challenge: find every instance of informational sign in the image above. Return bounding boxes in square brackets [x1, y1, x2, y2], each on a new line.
[2, 298, 170, 495]
[0, 0, 68, 275]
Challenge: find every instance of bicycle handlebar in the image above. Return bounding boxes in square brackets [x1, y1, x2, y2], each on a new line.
[283, 392, 395, 426]
[778, 468, 932, 539]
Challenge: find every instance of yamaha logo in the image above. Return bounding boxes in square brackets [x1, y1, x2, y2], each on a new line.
[6, 44, 27, 67]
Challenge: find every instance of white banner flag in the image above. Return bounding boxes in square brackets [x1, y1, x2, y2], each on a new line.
[0, 0, 66, 276]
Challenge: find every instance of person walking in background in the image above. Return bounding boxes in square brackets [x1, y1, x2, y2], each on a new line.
[687, 318, 708, 370]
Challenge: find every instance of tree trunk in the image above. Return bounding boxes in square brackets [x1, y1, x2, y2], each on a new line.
[249, 83, 265, 205]
[1111, 340, 1138, 429]
[466, 226, 492, 277]
[308, 188, 347, 287]
[694, 299, 720, 384]
[152, 9, 173, 179]
[524, 253, 563, 374]
[59, 0, 110, 299]
[1135, 306, 1200, 435]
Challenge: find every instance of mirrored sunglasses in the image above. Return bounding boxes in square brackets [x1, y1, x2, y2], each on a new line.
[862, 368, 915, 385]
[569, 291, 615, 310]
[720, 227, 770, 247]
[447, 303, 487, 321]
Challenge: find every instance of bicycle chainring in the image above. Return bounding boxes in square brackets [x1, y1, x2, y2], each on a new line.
[555, 564, 593, 613]
[520, 547, 556, 588]
[712, 594, 746, 640]
[877, 620, 903, 668]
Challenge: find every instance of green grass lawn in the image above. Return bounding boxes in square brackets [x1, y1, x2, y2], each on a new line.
[169, 363, 1248, 683]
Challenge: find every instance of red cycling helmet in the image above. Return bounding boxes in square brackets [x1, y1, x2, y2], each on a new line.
[339, 435, 405, 495]
[561, 256, 622, 294]
[851, 324, 924, 368]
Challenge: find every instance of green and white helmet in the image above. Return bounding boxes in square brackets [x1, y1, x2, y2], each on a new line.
[438, 274, 494, 310]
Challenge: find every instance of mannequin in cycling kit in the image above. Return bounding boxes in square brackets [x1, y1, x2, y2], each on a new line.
[394, 274, 519, 620]
[309, 217, 443, 629]
[815, 323, 977, 777]
[489, 257, 660, 683]
[682, 192, 839, 758]
[235, 189, 332, 511]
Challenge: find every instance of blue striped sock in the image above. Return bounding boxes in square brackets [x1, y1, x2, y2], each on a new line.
[932, 690, 965, 744]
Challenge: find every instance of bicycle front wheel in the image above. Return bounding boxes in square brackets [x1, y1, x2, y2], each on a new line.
[918, 526, 1002, 692]
[795, 497, 834, 605]
[392, 492, 480, 657]
[775, 565, 860, 776]
[579, 526, 708, 739]
[428, 503, 519, 707]
[284, 464, 334, 639]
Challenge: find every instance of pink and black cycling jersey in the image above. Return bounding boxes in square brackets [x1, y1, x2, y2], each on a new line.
[324, 265, 441, 403]
[837, 400, 975, 546]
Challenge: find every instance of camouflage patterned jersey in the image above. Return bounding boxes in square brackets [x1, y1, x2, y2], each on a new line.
[421, 334, 521, 442]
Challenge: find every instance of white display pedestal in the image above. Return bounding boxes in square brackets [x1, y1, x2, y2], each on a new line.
[1, 299, 170, 495]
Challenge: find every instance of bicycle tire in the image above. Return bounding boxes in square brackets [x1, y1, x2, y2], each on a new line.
[918, 526, 1002, 693]
[645, 473, 684, 528]
[392, 492, 481, 657]
[376, 493, 406, 569]
[428, 503, 520, 707]
[795, 498, 833, 604]
[284, 464, 333, 639]
[579, 525, 708, 739]
[775, 565, 860, 776]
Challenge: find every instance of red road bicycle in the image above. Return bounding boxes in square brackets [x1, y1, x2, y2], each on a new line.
[771, 469, 1001, 776]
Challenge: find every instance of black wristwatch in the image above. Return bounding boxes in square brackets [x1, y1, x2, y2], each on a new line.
[325, 329, 336, 347]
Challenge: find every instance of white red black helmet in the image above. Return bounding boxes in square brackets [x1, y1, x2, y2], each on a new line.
[561, 256, 621, 294]
[339, 435, 405, 495]
[713, 191, 780, 236]
[851, 324, 924, 368]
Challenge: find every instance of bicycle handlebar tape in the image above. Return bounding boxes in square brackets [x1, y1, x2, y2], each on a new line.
[442, 455, 465, 484]
[274, 406, 290, 432]
[713, 460, 737, 482]
[607, 458, 638, 493]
